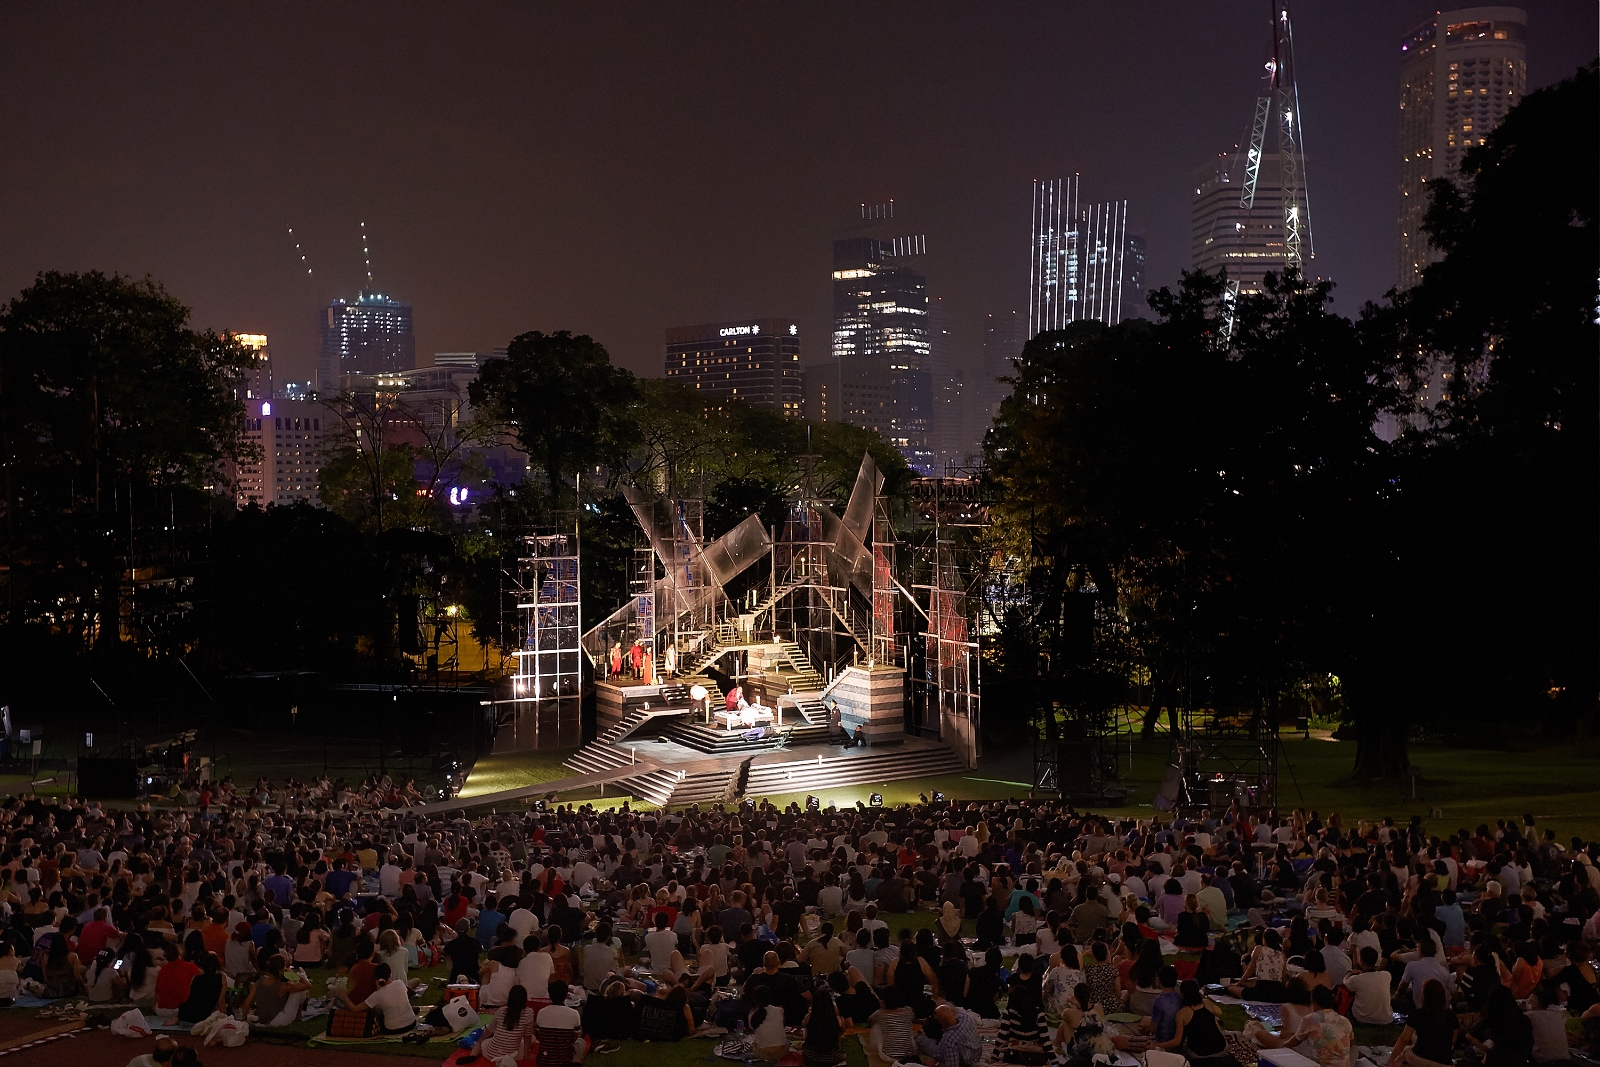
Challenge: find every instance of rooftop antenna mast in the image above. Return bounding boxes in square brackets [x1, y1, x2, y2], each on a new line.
[360, 220, 374, 292]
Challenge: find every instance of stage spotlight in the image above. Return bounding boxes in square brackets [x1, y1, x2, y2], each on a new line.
[869, 793, 884, 807]
[806, 795, 821, 812]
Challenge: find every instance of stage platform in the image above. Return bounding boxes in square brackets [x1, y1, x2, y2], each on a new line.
[557, 730, 967, 808]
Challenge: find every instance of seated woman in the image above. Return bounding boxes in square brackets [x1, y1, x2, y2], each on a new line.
[1125, 939, 1166, 1016]
[40, 934, 86, 999]
[178, 953, 228, 1024]
[1156, 981, 1236, 1067]
[1227, 928, 1288, 1002]
[244, 955, 312, 1027]
[1389, 979, 1457, 1067]
[473, 983, 539, 1063]
[998, 957, 1052, 1058]
[1249, 984, 1353, 1067]
[1055, 983, 1111, 1067]
[1175, 895, 1212, 951]
[801, 983, 845, 1067]
[750, 988, 794, 1063]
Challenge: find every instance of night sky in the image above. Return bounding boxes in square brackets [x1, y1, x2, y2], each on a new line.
[2, 3, 1594, 384]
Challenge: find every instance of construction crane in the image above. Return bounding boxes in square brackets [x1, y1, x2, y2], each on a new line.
[1223, 2, 1315, 340]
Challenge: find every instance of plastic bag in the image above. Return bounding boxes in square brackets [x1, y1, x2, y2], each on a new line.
[441, 995, 477, 1033]
[204, 1017, 250, 1047]
[110, 1008, 152, 1038]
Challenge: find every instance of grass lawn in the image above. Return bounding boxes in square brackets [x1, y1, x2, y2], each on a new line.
[463, 732, 1600, 840]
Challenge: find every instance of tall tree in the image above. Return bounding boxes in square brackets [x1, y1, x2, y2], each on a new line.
[1362, 61, 1600, 752]
[985, 269, 1393, 769]
[469, 331, 638, 509]
[0, 271, 251, 650]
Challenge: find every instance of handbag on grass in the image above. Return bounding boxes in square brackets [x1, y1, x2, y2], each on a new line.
[326, 1006, 380, 1038]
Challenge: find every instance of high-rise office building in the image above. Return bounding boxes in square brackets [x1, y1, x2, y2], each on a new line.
[663, 319, 804, 416]
[1192, 152, 1308, 295]
[317, 291, 416, 392]
[235, 398, 329, 508]
[1398, 6, 1526, 288]
[1124, 233, 1149, 317]
[831, 237, 933, 473]
[233, 333, 273, 404]
[1029, 178, 1139, 333]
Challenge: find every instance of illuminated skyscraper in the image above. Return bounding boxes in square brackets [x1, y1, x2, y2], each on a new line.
[232, 333, 273, 403]
[1192, 154, 1309, 295]
[317, 291, 415, 392]
[664, 319, 803, 416]
[1029, 178, 1137, 332]
[1398, 6, 1526, 288]
[831, 236, 933, 473]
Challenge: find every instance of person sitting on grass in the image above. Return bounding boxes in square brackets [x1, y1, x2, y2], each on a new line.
[473, 982, 539, 1063]
[1248, 984, 1354, 1067]
[535, 979, 588, 1067]
[635, 976, 694, 1041]
[242, 955, 310, 1026]
[358, 962, 416, 1034]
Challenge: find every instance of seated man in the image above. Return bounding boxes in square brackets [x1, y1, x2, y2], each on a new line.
[915, 1002, 984, 1067]
[536, 979, 588, 1067]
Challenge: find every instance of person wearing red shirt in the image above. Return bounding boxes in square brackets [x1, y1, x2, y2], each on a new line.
[155, 955, 202, 1013]
[77, 909, 120, 961]
[343, 941, 379, 1006]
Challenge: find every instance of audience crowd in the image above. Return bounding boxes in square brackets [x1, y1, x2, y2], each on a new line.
[0, 779, 1596, 1067]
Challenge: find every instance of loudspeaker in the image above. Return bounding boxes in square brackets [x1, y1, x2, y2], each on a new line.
[1057, 742, 1092, 784]
[78, 758, 139, 798]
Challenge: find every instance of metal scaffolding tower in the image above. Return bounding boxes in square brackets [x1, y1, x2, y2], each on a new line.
[910, 468, 988, 766]
[501, 524, 582, 750]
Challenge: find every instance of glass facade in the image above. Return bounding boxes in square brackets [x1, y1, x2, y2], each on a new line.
[317, 291, 416, 392]
[830, 238, 933, 473]
[1397, 6, 1526, 289]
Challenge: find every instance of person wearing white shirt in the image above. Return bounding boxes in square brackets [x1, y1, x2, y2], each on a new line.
[1123, 873, 1149, 901]
[1343, 947, 1393, 1025]
[379, 861, 403, 898]
[959, 833, 980, 859]
[516, 946, 554, 999]
[644, 919, 680, 976]
[1177, 863, 1204, 897]
[363, 967, 417, 1033]
[571, 860, 597, 889]
[507, 907, 539, 943]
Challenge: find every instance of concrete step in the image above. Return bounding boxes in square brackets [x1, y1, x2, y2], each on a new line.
[743, 746, 965, 797]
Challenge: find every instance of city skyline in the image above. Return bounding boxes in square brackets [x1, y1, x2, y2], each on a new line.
[0, 3, 1592, 387]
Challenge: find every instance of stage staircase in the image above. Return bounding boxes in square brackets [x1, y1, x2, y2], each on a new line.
[597, 705, 692, 746]
[561, 741, 740, 808]
[742, 744, 967, 800]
